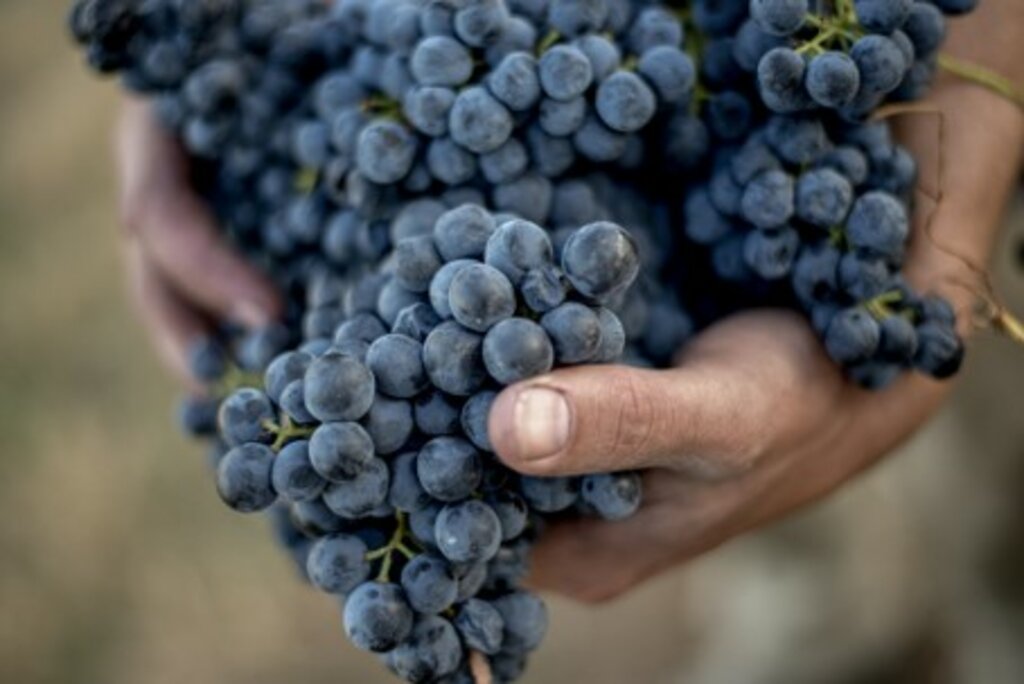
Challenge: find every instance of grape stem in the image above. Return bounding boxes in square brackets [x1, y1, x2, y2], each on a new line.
[366, 512, 420, 582]
[293, 167, 319, 195]
[262, 416, 316, 452]
[864, 290, 904, 320]
[535, 29, 560, 56]
[937, 54, 1024, 110]
[212, 364, 264, 399]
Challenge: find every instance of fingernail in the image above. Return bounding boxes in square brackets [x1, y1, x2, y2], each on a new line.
[231, 301, 272, 328]
[513, 387, 572, 461]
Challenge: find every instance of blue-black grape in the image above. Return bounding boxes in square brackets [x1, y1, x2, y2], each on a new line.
[417, 437, 483, 502]
[448, 263, 517, 333]
[483, 317, 556, 384]
[217, 442, 277, 513]
[492, 592, 549, 652]
[366, 334, 429, 398]
[385, 616, 463, 682]
[540, 303, 602, 364]
[323, 458, 391, 519]
[309, 421, 376, 481]
[434, 499, 502, 563]
[581, 472, 642, 521]
[455, 598, 505, 655]
[307, 534, 371, 594]
[218, 388, 275, 447]
[271, 440, 326, 503]
[401, 554, 459, 614]
[304, 351, 376, 422]
[344, 582, 415, 653]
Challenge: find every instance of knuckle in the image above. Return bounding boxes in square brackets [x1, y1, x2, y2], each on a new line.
[604, 370, 658, 460]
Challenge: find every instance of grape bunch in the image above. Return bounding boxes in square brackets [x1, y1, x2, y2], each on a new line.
[209, 212, 644, 682]
[684, 113, 963, 386]
[725, 0, 979, 117]
[68, 0, 978, 681]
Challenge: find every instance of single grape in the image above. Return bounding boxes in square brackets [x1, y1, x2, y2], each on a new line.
[449, 86, 513, 154]
[401, 554, 459, 614]
[417, 437, 483, 502]
[795, 167, 854, 227]
[309, 421, 376, 482]
[538, 44, 593, 101]
[307, 534, 370, 594]
[343, 582, 415, 653]
[461, 390, 497, 452]
[366, 334, 429, 399]
[628, 6, 683, 54]
[483, 317, 556, 384]
[540, 303, 602, 364]
[323, 458, 391, 519]
[806, 51, 861, 108]
[596, 70, 656, 133]
[304, 351, 376, 422]
[581, 472, 642, 521]
[362, 394, 414, 455]
[454, 0, 509, 48]
[448, 263, 517, 333]
[423, 321, 488, 396]
[455, 599, 505, 655]
[479, 138, 529, 184]
[272, 440, 326, 503]
[637, 45, 695, 104]
[414, 391, 463, 436]
[492, 592, 549, 652]
[218, 388, 275, 447]
[519, 475, 579, 513]
[740, 169, 795, 229]
[561, 222, 640, 301]
[385, 616, 463, 682]
[488, 51, 541, 111]
[356, 120, 417, 184]
[434, 204, 497, 261]
[216, 443, 277, 513]
[411, 35, 473, 86]
[824, 306, 882, 365]
[434, 499, 503, 563]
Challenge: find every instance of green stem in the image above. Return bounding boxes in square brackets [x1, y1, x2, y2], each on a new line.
[796, 26, 841, 56]
[212, 364, 264, 399]
[293, 167, 319, 195]
[535, 29, 560, 56]
[368, 512, 416, 583]
[938, 54, 1024, 110]
[864, 290, 905, 321]
[262, 416, 316, 452]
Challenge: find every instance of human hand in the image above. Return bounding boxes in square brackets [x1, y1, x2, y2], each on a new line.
[117, 98, 281, 383]
[488, 39, 1024, 604]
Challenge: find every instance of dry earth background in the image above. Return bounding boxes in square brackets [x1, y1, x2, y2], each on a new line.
[1, 3, 1022, 683]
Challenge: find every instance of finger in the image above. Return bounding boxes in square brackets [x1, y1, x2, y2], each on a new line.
[489, 310, 845, 478]
[526, 487, 719, 603]
[117, 99, 281, 327]
[126, 242, 206, 389]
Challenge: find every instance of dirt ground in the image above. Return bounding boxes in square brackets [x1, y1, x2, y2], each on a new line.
[1, 4, 1022, 683]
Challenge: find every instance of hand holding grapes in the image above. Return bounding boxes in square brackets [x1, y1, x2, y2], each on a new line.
[491, 73, 1024, 602]
[117, 97, 281, 382]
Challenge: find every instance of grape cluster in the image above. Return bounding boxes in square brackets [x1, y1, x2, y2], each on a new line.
[209, 212, 644, 682]
[69, 0, 977, 681]
[685, 114, 963, 386]
[729, 0, 979, 117]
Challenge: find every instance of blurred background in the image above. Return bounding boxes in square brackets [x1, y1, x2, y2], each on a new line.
[2, 3, 1023, 683]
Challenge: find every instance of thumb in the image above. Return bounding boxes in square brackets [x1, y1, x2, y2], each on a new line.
[488, 310, 843, 478]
